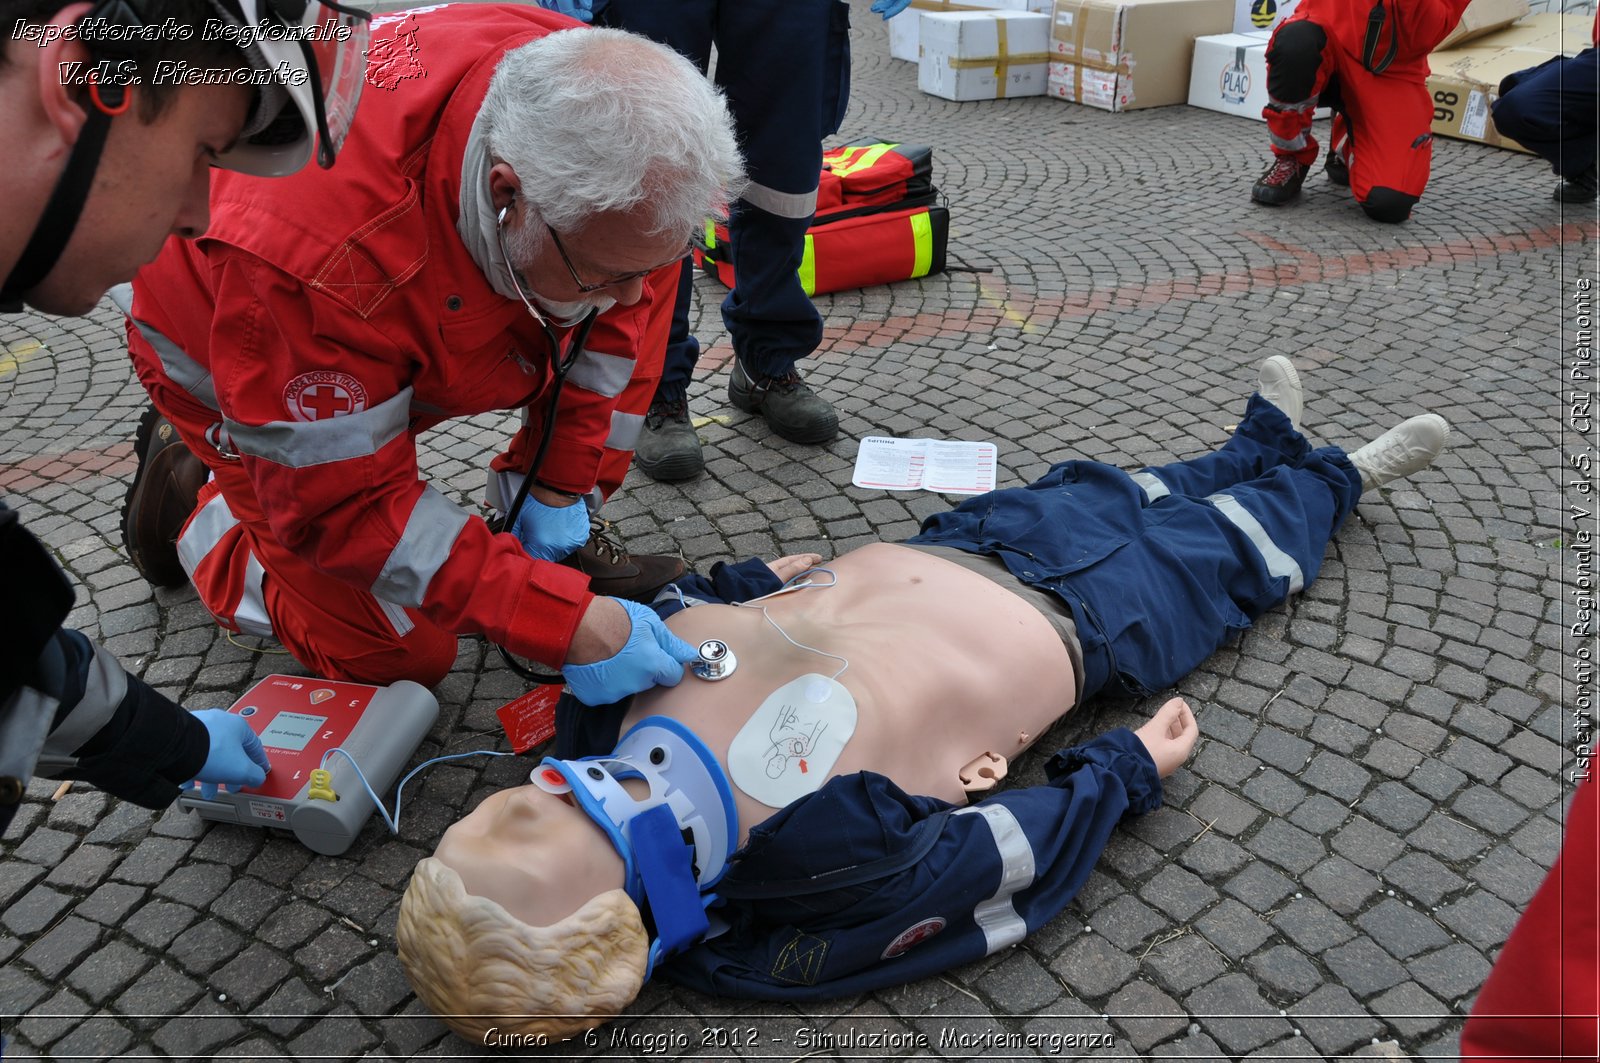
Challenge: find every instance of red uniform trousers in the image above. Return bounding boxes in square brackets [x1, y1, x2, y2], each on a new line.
[149, 263, 677, 689]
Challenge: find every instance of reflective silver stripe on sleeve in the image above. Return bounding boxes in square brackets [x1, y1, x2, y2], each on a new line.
[107, 282, 134, 313]
[741, 180, 819, 220]
[1267, 96, 1318, 113]
[1129, 470, 1169, 503]
[109, 283, 220, 411]
[176, 489, 240, 579]
[952, 803, 1037, 954]
[1270, 131, 1310, 151]
[486, 469, 524, 518]
[606, 409, 644, 452]
[225, 387, 413, 468]
[565, 349, 633, 400]
[1207, 492, 1305, 595]
[40, 641, 130, 760]
[1, 687, 58, 780]
[375, 594, 415, 638]
[372, 485, 471, 608]
[236, 550, 274, 638]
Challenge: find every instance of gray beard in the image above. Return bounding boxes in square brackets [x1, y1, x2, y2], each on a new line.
[500, 221, 617, 325]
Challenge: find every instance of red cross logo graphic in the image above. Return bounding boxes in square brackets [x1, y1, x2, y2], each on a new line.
[301, 384, 353, 419]
[283, 371, 370, 423]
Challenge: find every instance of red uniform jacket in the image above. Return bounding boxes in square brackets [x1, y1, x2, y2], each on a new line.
[1291, 0, 1471, 77]
[128, 5, 670, 666]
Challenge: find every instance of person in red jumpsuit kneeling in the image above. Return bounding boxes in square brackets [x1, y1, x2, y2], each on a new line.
[1250, 0, 1471, 222]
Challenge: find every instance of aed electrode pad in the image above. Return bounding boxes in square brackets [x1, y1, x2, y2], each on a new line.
[727, 673, 856, 807]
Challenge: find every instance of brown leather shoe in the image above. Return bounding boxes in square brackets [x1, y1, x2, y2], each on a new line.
[120, 407, 207, 588]
[560, 515, 685, 602]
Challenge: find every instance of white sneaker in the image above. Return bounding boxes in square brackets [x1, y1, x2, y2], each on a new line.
[1348, 414, 1450, 492]
[1257, 355, 1303, 432]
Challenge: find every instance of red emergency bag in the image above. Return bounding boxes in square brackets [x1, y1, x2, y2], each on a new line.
[694, 140, 949, 297]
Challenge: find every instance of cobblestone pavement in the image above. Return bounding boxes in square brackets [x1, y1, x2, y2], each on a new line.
[2, 4, 1595, 1059]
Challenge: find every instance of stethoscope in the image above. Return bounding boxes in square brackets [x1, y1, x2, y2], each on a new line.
[494, 203, 600, 685]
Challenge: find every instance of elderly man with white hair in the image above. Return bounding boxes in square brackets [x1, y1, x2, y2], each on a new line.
[117, 5, 745, 707]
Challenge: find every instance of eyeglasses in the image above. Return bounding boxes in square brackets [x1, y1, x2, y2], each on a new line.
[545, 222, 692, 294]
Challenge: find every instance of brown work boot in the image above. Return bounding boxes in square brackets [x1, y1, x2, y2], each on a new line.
[120, 406, 207, 587]
[1251, 156, 1310, 205]
[560, 515, 685, 602]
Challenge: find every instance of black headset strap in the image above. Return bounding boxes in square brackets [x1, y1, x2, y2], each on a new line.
[0, 98, 119, 311]
[0, 0, 138, 310]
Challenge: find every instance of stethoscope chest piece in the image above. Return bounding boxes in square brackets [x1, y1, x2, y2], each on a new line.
[692, 639, 737, 681]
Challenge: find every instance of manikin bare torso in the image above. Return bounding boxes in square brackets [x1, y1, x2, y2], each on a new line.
[622, 543, 1079, 842]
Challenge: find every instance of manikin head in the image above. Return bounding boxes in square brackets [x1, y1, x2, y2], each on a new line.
[478, 26, 744, 324]
[396, 784, 648, 1042]
[399, 717, 739, 1041]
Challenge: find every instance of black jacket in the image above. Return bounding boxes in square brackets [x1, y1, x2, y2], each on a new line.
[1, 500, 207, 836]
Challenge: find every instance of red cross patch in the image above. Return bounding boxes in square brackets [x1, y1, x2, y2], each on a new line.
[284, 372, 369, 423]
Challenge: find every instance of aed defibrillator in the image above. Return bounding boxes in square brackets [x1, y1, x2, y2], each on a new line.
[177, 675, 438, 855]
[694, 139, 950, 297]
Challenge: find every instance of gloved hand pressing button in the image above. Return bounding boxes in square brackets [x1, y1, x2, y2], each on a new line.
[564, 598, 699, 705]
[184, 709, 271, 800]
[509, 493, 591, 563]
[871, 0, 914, 19]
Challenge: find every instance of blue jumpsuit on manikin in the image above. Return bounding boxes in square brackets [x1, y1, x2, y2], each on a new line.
[596, 0, 852, 398]
[557, 394, 1364, 998]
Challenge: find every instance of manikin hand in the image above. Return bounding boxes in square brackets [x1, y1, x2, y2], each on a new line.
[1133, 697, 1198, 777]
[766, 552, 826, 584]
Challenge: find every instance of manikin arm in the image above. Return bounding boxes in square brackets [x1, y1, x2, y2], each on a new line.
[664, 703, 1196, 1000]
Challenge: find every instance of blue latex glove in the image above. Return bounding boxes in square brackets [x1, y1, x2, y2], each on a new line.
[510, 494, 591, 563]
[184, 709, 271, 800]
[564, 598, 699, 706]
[533, 0, 594, 22]
[871, 0, 913, 19]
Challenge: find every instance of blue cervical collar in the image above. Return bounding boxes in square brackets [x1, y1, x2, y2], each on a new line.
[533, 716, 739, 976]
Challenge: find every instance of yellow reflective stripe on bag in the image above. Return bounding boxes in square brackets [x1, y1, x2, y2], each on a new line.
[910, 211, 934, 278]
[703, 219, 717, 250]
[828, 143, 899, 179]
[798, 233, 817, 296]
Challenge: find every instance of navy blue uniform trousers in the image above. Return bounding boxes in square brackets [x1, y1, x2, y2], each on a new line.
[597, 0, 852, 396]
[911, 393, 1363, 699]
[1492, 47, 1599, 178]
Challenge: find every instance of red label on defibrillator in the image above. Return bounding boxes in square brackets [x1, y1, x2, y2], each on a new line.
[231, 676, 378, 800]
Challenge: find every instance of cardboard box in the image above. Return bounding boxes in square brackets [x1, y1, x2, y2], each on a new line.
[1434, 0, 1532, 50]
[919, 10, 1052, 99]
[1186, 32, 1332, 119]
[1231, 0, 1300, 36]
[888, 0, 1052, 61]
[1047, 0, 1234, 110]
[1187, 32, 1270, 117]
[1427, 13, 1592, 151]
